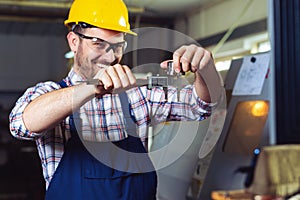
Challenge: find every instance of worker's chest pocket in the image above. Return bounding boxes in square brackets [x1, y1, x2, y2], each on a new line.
[81, 153, 136, 199]
[82, 150, 132, 179]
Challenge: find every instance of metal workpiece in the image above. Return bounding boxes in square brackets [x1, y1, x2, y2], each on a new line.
[166, 61, 185, 77]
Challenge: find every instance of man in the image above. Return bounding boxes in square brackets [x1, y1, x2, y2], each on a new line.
[9, 0, 222, 199]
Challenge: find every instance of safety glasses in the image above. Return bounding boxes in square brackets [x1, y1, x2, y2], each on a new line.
[74, 31, 127, 56]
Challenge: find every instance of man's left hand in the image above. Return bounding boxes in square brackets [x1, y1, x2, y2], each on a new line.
[160, 44, 215, 74]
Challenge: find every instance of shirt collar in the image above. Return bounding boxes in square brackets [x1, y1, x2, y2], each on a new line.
[68, 68, 84, 86]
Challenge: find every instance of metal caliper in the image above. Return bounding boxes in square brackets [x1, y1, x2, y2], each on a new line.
[77, 61, 186, 102]
[142, 61, 185, 101]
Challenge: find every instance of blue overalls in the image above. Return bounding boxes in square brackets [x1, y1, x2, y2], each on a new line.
[45, 80, 157, 200]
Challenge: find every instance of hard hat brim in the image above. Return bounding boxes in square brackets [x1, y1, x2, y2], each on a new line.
[64, 20, 137, 36]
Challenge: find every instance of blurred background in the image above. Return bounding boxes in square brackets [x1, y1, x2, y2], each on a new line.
[0, 0, 299, 199]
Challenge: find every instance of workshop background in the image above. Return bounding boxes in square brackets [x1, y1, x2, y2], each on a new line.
[0, 0, 300, 199]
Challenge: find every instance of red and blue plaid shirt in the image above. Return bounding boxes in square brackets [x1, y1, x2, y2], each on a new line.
[9, 69, 212, 188]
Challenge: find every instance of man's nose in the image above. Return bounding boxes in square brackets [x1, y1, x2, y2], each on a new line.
[102, 48, 116, 63]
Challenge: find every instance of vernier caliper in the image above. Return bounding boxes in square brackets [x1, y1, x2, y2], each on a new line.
[77, 61, 186, 101]
[144, 61, 185, 101]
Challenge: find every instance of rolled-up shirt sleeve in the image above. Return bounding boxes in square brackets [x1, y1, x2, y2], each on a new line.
[9, 81, 60, 140]
[167, 85, 212, 121]
[129, 85, 213, 126]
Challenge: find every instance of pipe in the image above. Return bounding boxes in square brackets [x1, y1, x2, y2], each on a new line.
[0, 0, 144, 13]
[0, 0, 71, 9]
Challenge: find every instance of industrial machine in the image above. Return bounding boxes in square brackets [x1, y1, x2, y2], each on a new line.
[198, 51, 272, 199]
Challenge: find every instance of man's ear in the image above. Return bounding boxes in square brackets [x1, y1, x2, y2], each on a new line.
[67, 32, 79, 53]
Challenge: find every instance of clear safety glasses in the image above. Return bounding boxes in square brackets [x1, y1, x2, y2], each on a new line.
[74, 31, 127, 56]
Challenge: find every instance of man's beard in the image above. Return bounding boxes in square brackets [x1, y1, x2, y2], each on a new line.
[75, 46, 97, 79]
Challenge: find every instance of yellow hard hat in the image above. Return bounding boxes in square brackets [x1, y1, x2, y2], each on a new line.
[64, 0, 137, 35]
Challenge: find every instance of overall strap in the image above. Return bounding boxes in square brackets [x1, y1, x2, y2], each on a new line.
[57, 79, 81, 143]
[118, 92, 137, 136]
[57, 79, 68, 88]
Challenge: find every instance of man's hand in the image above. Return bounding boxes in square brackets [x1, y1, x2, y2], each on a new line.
[93, 64, 137, 95]
[160, 44, 215, 74]
[160, 44, 222, 103]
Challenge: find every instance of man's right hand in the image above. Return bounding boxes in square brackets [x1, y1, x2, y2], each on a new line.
[93, 64, 137, 96]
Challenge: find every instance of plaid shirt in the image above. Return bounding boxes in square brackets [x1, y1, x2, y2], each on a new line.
[9, 69, 212, 188]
